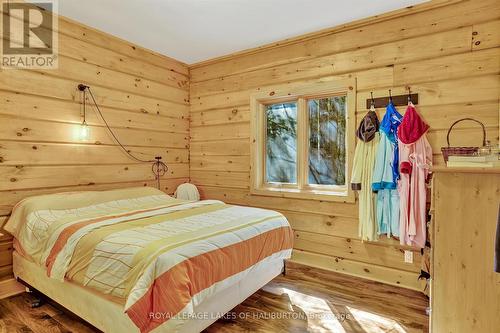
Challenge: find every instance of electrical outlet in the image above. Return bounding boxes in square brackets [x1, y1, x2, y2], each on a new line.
[404, 250, 413, 263]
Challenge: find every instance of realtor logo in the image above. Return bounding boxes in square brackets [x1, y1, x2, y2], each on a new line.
[1, 0, 58, 69]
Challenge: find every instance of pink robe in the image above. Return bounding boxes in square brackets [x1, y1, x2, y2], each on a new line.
[398, 104, 432, 248]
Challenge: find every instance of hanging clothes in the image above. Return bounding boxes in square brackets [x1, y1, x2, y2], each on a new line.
[398, 103, 432, 248]
[372, 102, 403, 238]
[351, 110, 380, 241]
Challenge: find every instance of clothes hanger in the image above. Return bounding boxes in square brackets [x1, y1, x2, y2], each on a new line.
[388, 89, 393, 103]
[370, 92, 376, 111]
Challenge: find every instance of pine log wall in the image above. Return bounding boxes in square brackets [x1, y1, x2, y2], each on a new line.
[0, 0, 499, 293]
[0, 11, 190, 280]
[189, 0, 500, 290]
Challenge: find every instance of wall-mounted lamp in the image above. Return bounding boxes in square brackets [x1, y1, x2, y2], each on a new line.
[77, 84, 168, 189]
[78, 84, 90, 140]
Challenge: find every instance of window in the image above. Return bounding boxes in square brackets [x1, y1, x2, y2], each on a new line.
[265, 102, 297, 184]
[250, 80, 355, 202]
[307, 95, 346, 186]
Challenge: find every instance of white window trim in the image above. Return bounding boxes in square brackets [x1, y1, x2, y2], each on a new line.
[250, 79, 356, 203]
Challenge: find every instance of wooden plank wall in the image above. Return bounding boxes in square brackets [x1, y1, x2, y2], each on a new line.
[189, 0, 500, 290]
[0, 11, 190, 279]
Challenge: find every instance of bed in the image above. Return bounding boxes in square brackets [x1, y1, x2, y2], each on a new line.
[4, 187, 293, 333]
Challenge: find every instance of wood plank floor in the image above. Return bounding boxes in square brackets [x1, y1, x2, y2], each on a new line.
[0, 262, 429, 332]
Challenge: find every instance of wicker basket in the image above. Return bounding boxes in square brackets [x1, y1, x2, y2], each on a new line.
[441, 118, 487, 162]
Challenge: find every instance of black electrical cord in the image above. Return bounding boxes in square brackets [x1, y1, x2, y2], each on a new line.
[79, 84, 168, 189]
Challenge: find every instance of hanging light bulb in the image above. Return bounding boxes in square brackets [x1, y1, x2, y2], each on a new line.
[80, 121, 90, 140]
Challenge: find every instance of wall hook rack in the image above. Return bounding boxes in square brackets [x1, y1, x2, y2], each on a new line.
[366, 91, 418, 109]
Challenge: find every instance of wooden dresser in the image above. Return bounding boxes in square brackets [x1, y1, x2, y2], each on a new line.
[430, 168, 500, 333]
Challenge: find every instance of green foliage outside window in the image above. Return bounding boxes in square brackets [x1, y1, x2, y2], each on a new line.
[265, 96, 346, 186]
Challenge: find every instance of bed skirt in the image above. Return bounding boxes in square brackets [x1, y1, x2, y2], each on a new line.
[13, 251, 284, 333]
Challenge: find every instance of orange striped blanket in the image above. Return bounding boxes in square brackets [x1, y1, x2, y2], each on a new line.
[4, 187, 293, 332]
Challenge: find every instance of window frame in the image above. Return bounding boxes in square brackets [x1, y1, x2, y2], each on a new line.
[250, 79, 356, 203]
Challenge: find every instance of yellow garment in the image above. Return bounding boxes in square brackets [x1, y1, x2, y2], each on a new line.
[351, 133, 380, 241]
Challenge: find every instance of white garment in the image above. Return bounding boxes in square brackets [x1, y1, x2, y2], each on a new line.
[175, 183, 200, 201]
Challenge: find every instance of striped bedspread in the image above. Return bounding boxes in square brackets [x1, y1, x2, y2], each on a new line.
[4, 187, 293, 333]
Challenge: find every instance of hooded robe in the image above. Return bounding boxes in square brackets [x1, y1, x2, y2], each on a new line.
[351, 110, 380, 241]
[397, 104, 432, 248]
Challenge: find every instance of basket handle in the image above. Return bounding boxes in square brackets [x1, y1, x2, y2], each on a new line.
[446, 118, 486, 147]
